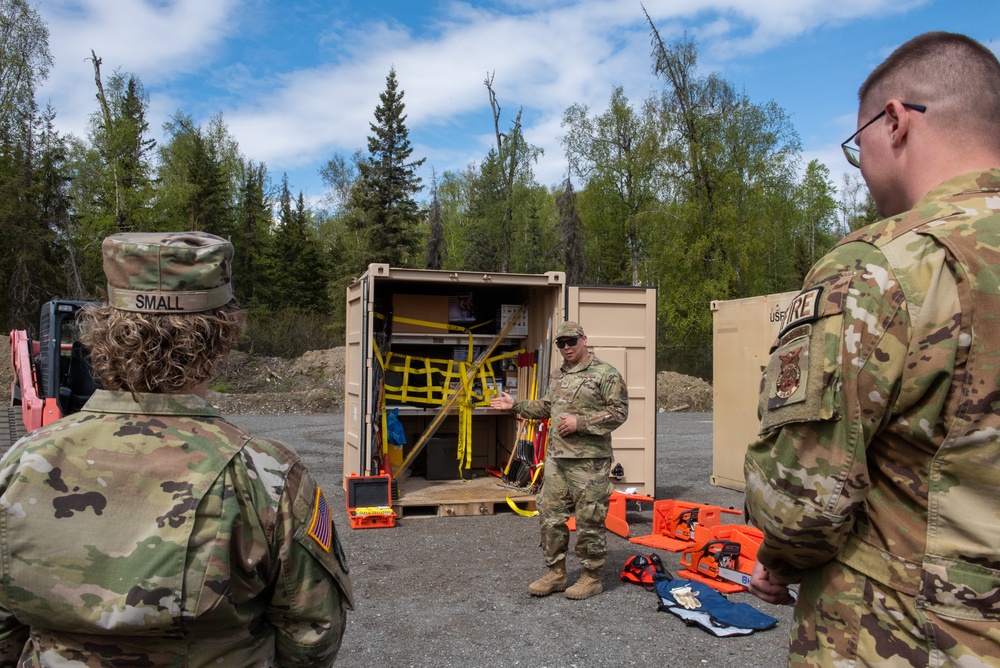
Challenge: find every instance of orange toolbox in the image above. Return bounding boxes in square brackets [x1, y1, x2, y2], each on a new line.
[629, 499, 742, 551]
[346, 474, 396, 529]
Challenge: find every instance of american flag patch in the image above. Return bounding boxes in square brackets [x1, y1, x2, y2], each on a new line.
[308, 487, 332, 552]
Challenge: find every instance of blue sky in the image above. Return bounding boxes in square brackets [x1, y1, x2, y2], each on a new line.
[35, 0, 999, 206]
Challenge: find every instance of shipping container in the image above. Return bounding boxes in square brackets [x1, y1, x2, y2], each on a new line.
[344, 264, 657, 518]
[709, 291, 798, 491]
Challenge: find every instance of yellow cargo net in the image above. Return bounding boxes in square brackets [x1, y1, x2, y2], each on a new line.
[381, 350, 520, 407]
[381, 347, 523, 478]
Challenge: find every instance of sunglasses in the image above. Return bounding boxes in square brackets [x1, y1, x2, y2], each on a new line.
[555, 337, 578, 349]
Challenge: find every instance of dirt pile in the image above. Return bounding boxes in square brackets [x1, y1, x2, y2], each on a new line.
[656, 370, 713, 412]
[2, 334, 712, 414]
[208, 349, 713, 414]
[206, 348, 347, 415]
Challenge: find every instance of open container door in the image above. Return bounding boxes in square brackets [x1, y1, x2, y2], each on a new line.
[343, 264, 385, 484]
[566, 285, 657, 495]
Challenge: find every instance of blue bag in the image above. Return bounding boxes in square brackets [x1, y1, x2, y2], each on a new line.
[653, 576, 778, 636]
[386, 408, 406, 446]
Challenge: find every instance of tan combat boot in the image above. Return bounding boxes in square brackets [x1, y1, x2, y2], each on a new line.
[565, 569, 603, 600]
[527, 562, 568, 596]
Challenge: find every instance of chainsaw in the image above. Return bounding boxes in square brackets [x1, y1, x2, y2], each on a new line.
[681, 539, 751, 587]
[673, 507, 699, 541]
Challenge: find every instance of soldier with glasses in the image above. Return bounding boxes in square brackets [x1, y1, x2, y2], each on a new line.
[745, 32, 1000, 666]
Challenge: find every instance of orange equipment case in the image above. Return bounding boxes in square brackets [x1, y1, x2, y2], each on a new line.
[566, 491, 655, 538]
[629, 499, 741, 551]
[346, 474, 396, 529]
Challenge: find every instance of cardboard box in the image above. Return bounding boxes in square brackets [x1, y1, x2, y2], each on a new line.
[392, 294, 449, 334]
[497, 304, 528, 336]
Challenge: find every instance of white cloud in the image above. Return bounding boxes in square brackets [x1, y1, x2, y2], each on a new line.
[33, 0, 941, 196]
[37, 0, 241, 138]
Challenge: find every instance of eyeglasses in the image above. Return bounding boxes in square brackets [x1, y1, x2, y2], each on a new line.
[555, 337, 578, 349]
[841, 102, 926, 168]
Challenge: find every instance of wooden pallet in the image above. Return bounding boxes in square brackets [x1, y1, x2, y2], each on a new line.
[395, 474, 536, 518]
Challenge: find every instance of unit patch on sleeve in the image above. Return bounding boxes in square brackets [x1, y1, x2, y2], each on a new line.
[765, 327, 811, 411]
[779, 287, 823, 336]
[307, 486, 332, 552]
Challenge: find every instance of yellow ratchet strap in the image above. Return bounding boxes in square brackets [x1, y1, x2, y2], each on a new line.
[506, 496, 538, 516]
[505, 465, 543, 516]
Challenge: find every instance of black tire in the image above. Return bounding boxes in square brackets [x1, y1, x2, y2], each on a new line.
[1, 406, 27, 455]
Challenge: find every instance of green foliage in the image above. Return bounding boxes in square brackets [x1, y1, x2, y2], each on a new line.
[509, 182, 559, 275]
[0, 4, 892, 380]
[839, 171, 879, 232]
[555, 178, 586, 283]
[0, 0, 51, 143]
[425, 171, 445, 269]
[232, 159, 273, 307]
[261, 176, 332, 313]
[347, 68, 425, 269]
[433, 166, 476, 269]
[241, 305, 342, 358]
[0, 3, 70, 330]
[0, 125, 68, 328]
[575, 174, 634, 285]
[562, 86, 666, 285]
[641, 23, 805, 376]
[155, 113, 237, 234]
[86, 59, 157, 232]
[791, 160, 840, 278]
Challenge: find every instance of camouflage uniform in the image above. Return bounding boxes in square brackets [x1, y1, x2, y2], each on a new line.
[514, 352, 628, 570]
[744, 170, 1000, 666]
[0, 231, 353, 666]
[0, 390, 353, 667]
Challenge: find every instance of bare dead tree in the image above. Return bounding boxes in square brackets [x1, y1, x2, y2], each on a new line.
[484, 72, 523, 273]
[89, 50, 127, 231]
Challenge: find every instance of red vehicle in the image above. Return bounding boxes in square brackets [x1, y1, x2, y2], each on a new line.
[4, 300, 98, 450]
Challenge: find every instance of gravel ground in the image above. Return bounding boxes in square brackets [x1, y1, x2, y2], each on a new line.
[229, 412, 793, 668]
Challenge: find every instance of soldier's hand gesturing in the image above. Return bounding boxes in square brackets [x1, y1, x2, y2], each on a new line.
[490, 391, 514, 410]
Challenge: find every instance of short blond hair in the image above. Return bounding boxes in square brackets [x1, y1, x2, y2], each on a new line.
[859, 32, 1000, 152]
[79, 302, 244, 394]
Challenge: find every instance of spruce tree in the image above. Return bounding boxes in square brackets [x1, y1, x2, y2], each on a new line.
[0, 0, 64, 329]
[425, 170, 445, 269]
[232, 159, 272, 307]
[269, 175, 329, 313]
[349, 67, 425, 268]
[556, 177, 586, 283]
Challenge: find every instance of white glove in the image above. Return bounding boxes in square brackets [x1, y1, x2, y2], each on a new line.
[670, 585, 702, 610]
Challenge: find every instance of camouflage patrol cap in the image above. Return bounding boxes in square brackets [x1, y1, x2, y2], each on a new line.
[556, 321, 585, 339]
[102, 232, 234, 313]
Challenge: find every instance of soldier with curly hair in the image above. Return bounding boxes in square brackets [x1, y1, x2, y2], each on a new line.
[0, 232, 352, 666]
